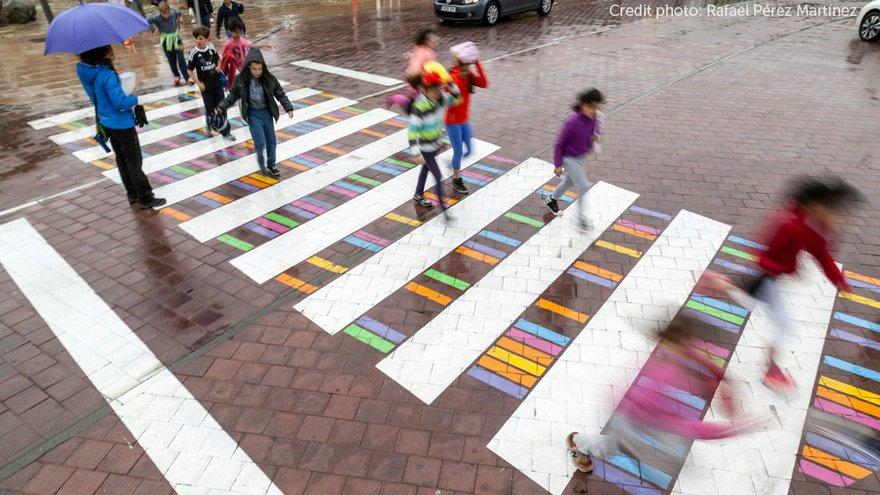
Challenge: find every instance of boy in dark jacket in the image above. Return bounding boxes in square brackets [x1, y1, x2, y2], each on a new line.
[187, 0, 213, 28]
[217, 48, 293, 178]
[187, 27, 235, 141]
[216, 0, 245, 38]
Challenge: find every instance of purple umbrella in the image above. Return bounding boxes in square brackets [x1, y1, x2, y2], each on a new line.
[44, 1, 150, 55]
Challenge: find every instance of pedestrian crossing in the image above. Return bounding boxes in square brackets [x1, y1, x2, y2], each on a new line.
[22, 81, 880, 495]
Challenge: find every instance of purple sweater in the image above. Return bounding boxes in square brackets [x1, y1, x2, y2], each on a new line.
[553, 110, 597, 167]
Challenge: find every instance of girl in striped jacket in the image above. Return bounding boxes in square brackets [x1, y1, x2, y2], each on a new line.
[408, 67, 461, 212]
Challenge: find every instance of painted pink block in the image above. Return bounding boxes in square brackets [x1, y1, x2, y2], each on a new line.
[189, 159, 215, 170]
[150, 172, 176, 184]
[291, 200, 326, 215]
[506, 328, 563, 356]
[460, 170, 491, 182]
[617, 218, 661, 235]
[813, 398, 880, 431]
[326, 185, 358, 198]
[298, 153, 326, 164]
[253, 217, 290, 234]
[798, 459, 854, 487]
[687, 337, 731, 359]
[354, 230, 391, 247]
[487, 154, 517, 164]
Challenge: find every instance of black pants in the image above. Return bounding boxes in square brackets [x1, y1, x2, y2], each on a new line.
[107, 127, 155, 204]
[201, 84, 230, 136]
[164, 49, 188, 79]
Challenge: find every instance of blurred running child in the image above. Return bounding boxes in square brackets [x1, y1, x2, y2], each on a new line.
[187, 26, 235, 141]
[219, 16, 250, 90]
[148, 1, 192, 86]
[445, 41, 487, 194]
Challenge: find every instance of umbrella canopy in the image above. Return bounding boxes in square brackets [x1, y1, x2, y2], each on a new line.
[44, 2, 150, 55]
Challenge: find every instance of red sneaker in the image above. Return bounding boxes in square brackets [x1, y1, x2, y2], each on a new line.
[763, 363, 795, 391]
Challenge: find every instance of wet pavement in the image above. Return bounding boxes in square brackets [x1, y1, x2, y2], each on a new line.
[2, 0, 880, 494]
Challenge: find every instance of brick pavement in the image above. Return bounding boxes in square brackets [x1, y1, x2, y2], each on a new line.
[1, 1, 880, 494]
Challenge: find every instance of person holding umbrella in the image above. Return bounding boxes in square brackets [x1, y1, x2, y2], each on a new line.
[46, 1, 166, 209]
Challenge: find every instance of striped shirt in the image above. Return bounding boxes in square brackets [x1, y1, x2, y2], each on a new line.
[407, 84, 461, 154]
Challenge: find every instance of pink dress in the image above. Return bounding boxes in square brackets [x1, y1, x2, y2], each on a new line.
[405, 45, 437, 77]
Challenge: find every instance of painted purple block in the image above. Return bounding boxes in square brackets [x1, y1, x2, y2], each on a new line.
[629, 205, 672, 221]
[713, 258, 761, 276]
[506, 327, 563, 356]
[617, 218, 661, 235]
[301, 196, 335, 210]
[830, 328, 880, 352]
[326, 184, 358, 197]
[566, 267, 616, 289]
[253, 217, 290, 234]
[230, 180, 260, 192]
[355, 316, 406, 344]
[460, 169, 491, 182]
[592, 460, 663, 495]
[354, 230, 391, 247]
[281, 204, 317, 219]
[463, 240, 507, 260]
[291, 200, 326, 215]
[466, 365, 527, 399]
[243, 222, 279, 238]
[192, 195, 222, 209]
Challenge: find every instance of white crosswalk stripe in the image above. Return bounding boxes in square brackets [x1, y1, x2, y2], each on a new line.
[291, 60, 402, 86]
[672, 258, 837, 495]
[374, 181, 639, 405]
[179, 129, 409, 241]
[28, 85, 196, 129]
[229, 139, 500, 284]
[154, 108, 397, 207]
[104, 96, 357, 184]
[295, 158, 556, 335]
[487, 210, 730, 495]
[0, 218, 281, 495]
[72, 88, 319, 163]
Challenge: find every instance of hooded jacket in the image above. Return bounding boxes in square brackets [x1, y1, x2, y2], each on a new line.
[217, 48, 292, 122]
[76, 62, 138, 130]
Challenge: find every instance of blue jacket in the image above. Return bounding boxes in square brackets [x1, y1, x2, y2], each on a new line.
[76, 62, 139, 130]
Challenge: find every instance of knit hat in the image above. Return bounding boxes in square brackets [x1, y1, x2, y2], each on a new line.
[421, 61, 451, 87]
[450, 41, 478, 64]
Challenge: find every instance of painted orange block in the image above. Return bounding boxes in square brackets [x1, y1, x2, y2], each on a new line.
[307, 256, 348, 274]
[537, 298, 588, 323]
[495, 336, 553, 366]
[405, 282, 452, 306]
[423, 191, 457, 205]
[321, 114, 343, 122]
[91, 160, 115, 170]
[319, 145, 347, 155]
[247, 173, 278, 185]
[385, 119, 407, 128]
[275, 274, 317, 294]
[202, 191, 232, 204]
[802, 445, 871, 479]
[239, 176, 271, 189]
[359, 128, 386, 139]
[612, 224, 656, 241]
[477, 355, 537, 388]
[816, 386, 880, 419]
[844, 270, 880, 287]
[160, 207, 191, 221]
[455, 246, 499, 265]
[573, 261, 622, 282]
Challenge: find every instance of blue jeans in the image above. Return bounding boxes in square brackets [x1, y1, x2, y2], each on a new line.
[446, 123, 473, 172]
[248, 107, 276, 168]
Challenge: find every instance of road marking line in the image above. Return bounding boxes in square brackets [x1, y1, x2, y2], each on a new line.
[0, 218, 281, 495]
[487, 210, 730, 495]
[292, 59, 402, 86]
[375, 182, 639, 405]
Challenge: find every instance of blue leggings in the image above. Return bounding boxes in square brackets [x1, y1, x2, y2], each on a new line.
[446, 123, 473, 172]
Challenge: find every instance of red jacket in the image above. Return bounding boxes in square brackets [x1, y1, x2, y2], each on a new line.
[445, 62, 488, 125]
[758, 205, 847, 289]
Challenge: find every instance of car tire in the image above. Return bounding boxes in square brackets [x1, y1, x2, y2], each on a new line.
[860, 11, 880, 41]
[537, 0, 553, 16]
[483, 1, 500, 26]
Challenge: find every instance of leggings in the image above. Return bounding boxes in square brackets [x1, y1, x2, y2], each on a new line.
[447, 123, 473, 172]
[415, 151, 447, 210]
[729, 274, 791, 351]
[551, 155, 592, 218]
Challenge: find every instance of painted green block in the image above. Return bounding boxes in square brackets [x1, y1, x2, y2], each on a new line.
[386, 158, 416, 169]
[721, 246, 757, 261]
[343, 324, 395, 353]
[504, 212, 544, 228]
[686, 300, 744, 326]
[424, 268, 470, 290]
[169, 165, 197, 176]
[217, 234, 254, 251]
[349, 174, 381, 186]
[265, 212, 299, 229]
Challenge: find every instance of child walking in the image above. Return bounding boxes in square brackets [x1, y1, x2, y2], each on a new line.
[387, 28, 440, 114]
[217, 48, 293, 178]
[408, 66, 461, 214]
[148, 1, 192, 86]
[544, 88, 604, 229]
[219, 16, 250, 90]
[216, 0, 245, 38]
[445, 41, 487, 194]
[566, 315, 769, 474]
[187, 27, 235, 141]
[703, 176, 861, 391]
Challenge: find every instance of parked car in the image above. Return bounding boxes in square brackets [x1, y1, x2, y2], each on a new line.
[858, 0, 880, 41]
[434, 0, 553, 26]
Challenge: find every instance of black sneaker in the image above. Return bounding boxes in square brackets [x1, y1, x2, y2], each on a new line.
[544, 196, 561, 216]
[223, 133, 237, 142]
[267, 166, 280, 178]
[139, 197, 167, 209]
[127, 196, 138, 204]
[413, 194, 432, 207]
[258, 163, 271, 176]
[452, 178, 469, 194]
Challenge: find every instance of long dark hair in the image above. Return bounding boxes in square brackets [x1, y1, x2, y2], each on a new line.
[414, 28, 436, 46]
[786, 175, 863, 210]
[79, 45, 115, 71]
